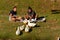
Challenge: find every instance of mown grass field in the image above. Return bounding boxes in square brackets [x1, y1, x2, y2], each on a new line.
[0, 0, 60, 40]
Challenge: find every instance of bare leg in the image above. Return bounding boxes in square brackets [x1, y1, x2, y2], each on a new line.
[16, 16, 22, 21]
[11, 18, 16, 21]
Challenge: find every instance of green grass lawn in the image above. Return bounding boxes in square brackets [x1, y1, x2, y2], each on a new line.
[0, 0, 60, 40]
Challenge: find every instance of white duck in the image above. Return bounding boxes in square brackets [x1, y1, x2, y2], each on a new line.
[25, 25, 30, 32]
[20, 25, 24, 31]
[40, 18, 46, 22]
[31, 18, 36, 22]
[16, 27, 20, 35]
[28, 20, 36, 27]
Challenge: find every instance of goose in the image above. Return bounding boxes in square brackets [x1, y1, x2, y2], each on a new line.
[28, 20, 36, 27]
[20, 25, 24, 31]
[31, 18, 36, 22]
[25, 25, 30, 32]
[40, 18, 46, 22]
[16, 27, 20, 35]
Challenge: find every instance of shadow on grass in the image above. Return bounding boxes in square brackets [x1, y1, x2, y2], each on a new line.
[19, 31, 23, 35]
[29, 28, 32, 32]
[51, 10, 60, 14]
[29, 25, 40, 32]
[35, 25, 40, 27]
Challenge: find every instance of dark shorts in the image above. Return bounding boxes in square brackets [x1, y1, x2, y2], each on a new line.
[13, 16, 16, 18]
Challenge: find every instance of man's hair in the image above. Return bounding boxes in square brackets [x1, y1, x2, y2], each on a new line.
[13, 6, 17, 9]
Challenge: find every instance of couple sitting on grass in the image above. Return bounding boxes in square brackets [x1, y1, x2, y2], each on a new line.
[9, 6, 37, 22]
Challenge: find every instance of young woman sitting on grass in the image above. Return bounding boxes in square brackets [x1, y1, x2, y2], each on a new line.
[9, 6, 22, 22]
[25, 7, 37, 20]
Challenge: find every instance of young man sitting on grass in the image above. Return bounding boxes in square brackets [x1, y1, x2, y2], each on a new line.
[25, 7, 37, 21]
[9, 6, 22, 22]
